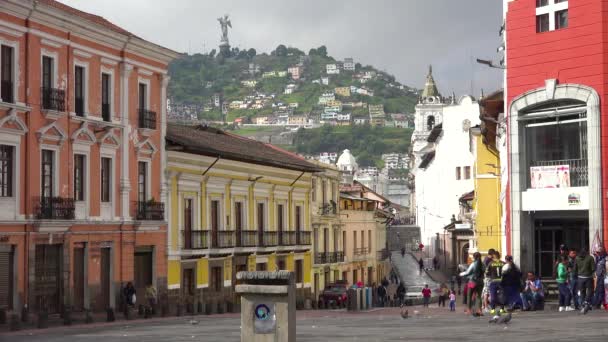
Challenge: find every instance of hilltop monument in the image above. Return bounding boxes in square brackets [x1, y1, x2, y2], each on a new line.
[218, 14, 232, 57]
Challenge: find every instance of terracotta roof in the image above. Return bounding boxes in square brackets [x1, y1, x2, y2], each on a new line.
[166, 124, 321, 172]
[40, 0, 138, 38]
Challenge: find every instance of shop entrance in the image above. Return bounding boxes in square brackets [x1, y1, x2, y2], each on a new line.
[534, 217, 588, 278]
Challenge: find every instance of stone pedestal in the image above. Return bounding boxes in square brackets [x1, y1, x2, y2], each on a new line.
[236, 271, 295, 342]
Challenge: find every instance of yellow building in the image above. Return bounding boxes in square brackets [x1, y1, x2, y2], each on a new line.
[165, 124, 320, 311]
[335, 87, 351, 97]
[310, 161, 344, 301]
[470, 90, 504, 257]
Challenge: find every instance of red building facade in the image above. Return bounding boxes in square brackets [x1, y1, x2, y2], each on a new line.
[505, 0, 606, 276]
[0, 0, 178, 315]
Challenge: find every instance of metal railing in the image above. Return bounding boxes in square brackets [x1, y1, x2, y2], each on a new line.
[390, 214, 416, 226]
[262, 231, 278, 247]
[279, 231, 297, 245]
[36, 197, 75, 220]
[138, 108, 157, 129]
[216, 230, 235, 248]
[182, 230, 208, 249]
[41, 87, 65, 112]
[241, 230, 258, 247]
[297, 231, 311, 245]
[333, 251, 344, 262]
[1, 80, 13, 103]
[529, 158, 588, 187]
[319, 203, 337, 215]
[377, 248, 390, 261]
[354, 248, 369, 257]
[135, 200, 165, 220]
[314, 252, 329, 264]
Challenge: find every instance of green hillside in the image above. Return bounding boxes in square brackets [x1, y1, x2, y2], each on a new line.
[168, 45, 418, 122]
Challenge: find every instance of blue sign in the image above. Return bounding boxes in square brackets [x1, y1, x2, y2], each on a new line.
[255, 304, 271, 320]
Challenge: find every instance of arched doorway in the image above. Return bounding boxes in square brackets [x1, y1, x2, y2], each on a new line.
[461, 243, 469, 266]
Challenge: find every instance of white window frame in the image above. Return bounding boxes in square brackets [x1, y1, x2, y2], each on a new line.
[137, 158, 152, 201]
[536, 0, 568, 32]
[0, 39, 19, 104]
[40, 144, 60, 198]
[137, 77, 151, 110]
[100, 67, 115, 120]
[73, 59, 89, 117]
[40, 49, 58, 88]
[0, 133, 20, 219]
[100, 149, 116, 219]
[73, 144, 90, 218]
[208, 196, 224, 231]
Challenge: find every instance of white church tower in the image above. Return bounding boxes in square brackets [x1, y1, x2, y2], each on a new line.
[411, 66, 446, 165]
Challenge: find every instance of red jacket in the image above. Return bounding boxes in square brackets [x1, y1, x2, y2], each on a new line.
[422, 288, 431, 298]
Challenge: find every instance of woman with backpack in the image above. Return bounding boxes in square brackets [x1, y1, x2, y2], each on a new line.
[459, 252, 484, 316]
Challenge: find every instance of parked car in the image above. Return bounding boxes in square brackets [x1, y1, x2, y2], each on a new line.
[319, 281, 349, 307]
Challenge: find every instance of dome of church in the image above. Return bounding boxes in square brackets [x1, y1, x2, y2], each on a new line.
[336, 149, 358, 172]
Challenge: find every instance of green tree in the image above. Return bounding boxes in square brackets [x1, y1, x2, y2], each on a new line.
[274, 44, 288, 57]
[316, 45, 328, 57]
[247, 48, 257, 59]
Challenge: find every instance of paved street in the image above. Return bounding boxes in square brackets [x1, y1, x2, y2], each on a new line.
[3, 306, 608, 342]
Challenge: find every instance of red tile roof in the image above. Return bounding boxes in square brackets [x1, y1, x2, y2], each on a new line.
[40, 0, 138, 38]
[166, 124, 321, 173]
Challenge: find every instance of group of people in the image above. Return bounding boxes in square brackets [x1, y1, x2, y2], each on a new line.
[376, 276, 407, 307]
[456, 246, 608, 316]
[555, 245, 607, 313]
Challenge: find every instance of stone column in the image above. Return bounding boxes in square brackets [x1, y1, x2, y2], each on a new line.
[120, 63, 133, 220]
[160, 75, 170, 209]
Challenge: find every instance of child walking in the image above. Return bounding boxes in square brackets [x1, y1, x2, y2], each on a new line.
[449, 290, 456, 311]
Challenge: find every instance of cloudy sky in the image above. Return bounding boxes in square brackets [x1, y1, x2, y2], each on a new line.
[59, 0, 504, 95]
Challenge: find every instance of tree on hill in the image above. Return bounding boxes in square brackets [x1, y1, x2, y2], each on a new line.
[247, 48, 257, 59]
[273, 44, 288, 57]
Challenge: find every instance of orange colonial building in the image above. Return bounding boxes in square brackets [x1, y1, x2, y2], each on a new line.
[0, 0, 179, 317]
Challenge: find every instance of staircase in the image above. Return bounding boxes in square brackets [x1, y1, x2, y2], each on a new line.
[390, 251, 439, 296]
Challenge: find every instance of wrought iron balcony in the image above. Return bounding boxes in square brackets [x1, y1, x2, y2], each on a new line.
[332, 251, 344, 262]
[138, 108, 157, 129]
[41, 87, 65, 112]
[279, 231, 297, 246]
[319, 202, 337, 215]
[240, 230, 258, 247]
[135, 200, 164, 220]
[377, 248, 390, 261]
[262, 231, 278, 247]
[182, 229, 209, 250]
[213, 230, 235, 248]
[353, 248, 369, 260]
[1, 80, 13, 103]
[529, 158, 588, 187]
[297, 231, 311, 245]
[314, 252, 329, 264]
[36, 197, 75, 220]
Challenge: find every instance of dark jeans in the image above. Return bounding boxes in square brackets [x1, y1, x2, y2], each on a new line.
[520, 291, 542, 310]
[449, 300, 456, 311]
[569, 279, 579, 308]
[423, 297, 430, 307]
[577, 277, 593, 307]
[489, 282, 501, 309]
[593, 278, 605, 307]
[503, 284, 523, 309]
[558, 283, 571, 307]
[438, 295, 446, 307]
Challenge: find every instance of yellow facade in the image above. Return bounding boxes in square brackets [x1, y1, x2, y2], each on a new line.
[471, 128, 502, 256]
[166, 149, 315, 304]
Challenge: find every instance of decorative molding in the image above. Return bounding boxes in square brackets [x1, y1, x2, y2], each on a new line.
[71, 122, 96, 145]
[0, 109, 28, 135]
[545, 79, 557, 100]
[41, 38, 62, 48]
[135, 137, 158, 157]
[0, 25, 23, 37]
[37, 121, 67, 145]
[101, 57, 118, 66]
[73, 49, 93, 58]
[98, 129, 121, 149]
[138, 68, 153, 76]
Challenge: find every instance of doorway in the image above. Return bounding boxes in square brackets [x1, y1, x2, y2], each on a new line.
[134, 248, 153, 299]
[534, 217, 588, 278]
[0, 245, 13, 310]
[73, 247, 85, 311]
[100, 248, 111, 311]
[35, 244, 62, 313]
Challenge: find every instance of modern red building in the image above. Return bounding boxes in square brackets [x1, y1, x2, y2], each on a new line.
[0, 0, 178, 317]
[505, 0, 606, 276]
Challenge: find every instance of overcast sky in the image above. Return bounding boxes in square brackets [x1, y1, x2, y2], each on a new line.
[59, 0, 504, 95]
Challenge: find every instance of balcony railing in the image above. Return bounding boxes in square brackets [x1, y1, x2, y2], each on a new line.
[135, 200, 165, 220]
[36, 197, 75, 220]
[279, 230, 297, 246]
[353, 248, 369, 259]
[182, 230, 209, 249]
[102, 103, 111, 122]
[529, 158, 588, 187]
[377, 248, 390, 261]
[333, 251, 344, 262]
[319, 202, 337, 215]
[314, 252, 329, 264]
[1, 80, 13, 103]
[390, 214, 416, 226]
[241, 230, 258, 247]
[297, 231, 311, 245]
[41, 87, 65, 112]
[262, 231, 278, 247]
[138, 108, 157, 129]
[215, 230, 235, 248]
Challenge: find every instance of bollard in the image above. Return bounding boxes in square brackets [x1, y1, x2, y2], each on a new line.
[236, 271, 296, 342]
[106, 308, 115, 322]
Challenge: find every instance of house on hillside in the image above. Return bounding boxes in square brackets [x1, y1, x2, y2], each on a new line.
[241, 80, 257, 88]
[335, 87, 351, 97]
[326, 64, 340, 75]
[288, 65, 303, 80]
[321, 77, 330, 85]
[344, 57, 355, 71]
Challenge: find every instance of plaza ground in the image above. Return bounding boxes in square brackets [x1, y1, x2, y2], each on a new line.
[3, 304, 608, 342]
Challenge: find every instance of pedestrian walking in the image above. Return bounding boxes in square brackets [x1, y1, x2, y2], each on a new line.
[377, 284, 387, 307]
[457, 275, 462, 295]
[437, 283, 448, 307]
[501, 255, 523, 310]
[460, 252, 484, 317]
[397, 282, 406, 306]
[123, 282, 136, 307]
[481, 249, 496, 312]
[422, 284, 432, 308]
[576, 248, 596, 313]
[568, 248, 579, 309]
[486, 251, 505, 312]
[592, 246, 606, 309]
[433, 256, 439, 270]
[556, 255, 573, 312]
[449, 290, 456, 311]
[145, 283, 157, 314]
[419, 257, 424, 274]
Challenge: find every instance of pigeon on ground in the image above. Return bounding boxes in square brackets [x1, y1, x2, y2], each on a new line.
[400, 305, 409, 319]
[189, 319, 199, 325]
[497, 312, 512, 324]
[488, 315, 500, 323]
